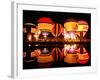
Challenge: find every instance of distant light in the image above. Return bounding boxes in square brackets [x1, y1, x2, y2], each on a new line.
[35, 44, 39, 46]
[34, 33, 39, 41]
[28, 44, 31, 47]
[64, 44, 77, 53]
[28, 34, 32, 41]
[42, 32, 49, 40]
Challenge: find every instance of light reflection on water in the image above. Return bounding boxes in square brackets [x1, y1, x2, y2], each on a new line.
[23, 43, 90, 69]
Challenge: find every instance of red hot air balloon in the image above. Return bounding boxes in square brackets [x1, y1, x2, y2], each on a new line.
[76, 47, 89, 64]
[51, 48, 64, 62]
[37, 17, 54, 32]
[37, 17, 54, 40]
[51, 23, 63, 38]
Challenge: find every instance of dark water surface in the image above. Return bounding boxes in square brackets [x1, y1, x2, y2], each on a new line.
[23, 43, 91, 69]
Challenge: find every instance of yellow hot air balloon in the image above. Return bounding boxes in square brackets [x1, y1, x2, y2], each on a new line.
[63, 19, 78, 41]
[76, 20, 89, 38]
[64, 53, 78, 64]
[64, 19, 78, 32]
[63, 44, 78, 64]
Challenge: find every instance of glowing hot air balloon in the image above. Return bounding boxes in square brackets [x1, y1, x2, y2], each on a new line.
[64, 19, 78, 32]
[51, 48, 64, 62]
[76, 20, 89, 39]
[51, 23, 63, 38]
[24, 23, 36, 33]
[63, 44, 78, 64]
[64, 53, 78, 64]
[37, 54, 54, 63]
[76, 47, 89, 64]
[37, 17, 54, 40]
[37, 48, 54, 63]
[63, 19, 78, 41]
[37, 17, 54, 32]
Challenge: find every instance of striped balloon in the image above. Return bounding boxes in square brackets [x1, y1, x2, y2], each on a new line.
[51, 23, 63, 37]
[51, 48, 64, 62]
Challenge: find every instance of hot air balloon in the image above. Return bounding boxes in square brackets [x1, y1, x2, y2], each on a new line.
[24, 23, 36, 33]
[37, 54, 54, 63]
[63, 44, 78, 54]
[63, 19, 78, 41]
[76, 20, 89, 41]
[51, 48, 64, 62]
[64, 19, 78, 32]
[37, 48, 54, 63]
[23, 23, 36, 42]
[37, 17, 54, 32]
[64, 53, 78, 64]
[51, 23, 63, 38]
[63, 44, 78, 64]
[76, 47, 89, 64]
[37, 17, 54, 40]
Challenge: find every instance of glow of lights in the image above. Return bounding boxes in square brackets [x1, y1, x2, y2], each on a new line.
[28, 44, 31, 47]
[23, 28, 27, 33]
[64, 44, 77, 53]
[28, 34, 32, 41]
[34, 33, 39, 41]
[71, 44, 77, 49]
[70, 32, 76, 40]
[38, 30, 41, 34]
[69, 48, 75, 53]
[64, 32, 76, 40]
[64, 33, 70, 40]
[42, 32, 49, 40]
[64, 44, 70, 50]
[42, 48, 49, 53]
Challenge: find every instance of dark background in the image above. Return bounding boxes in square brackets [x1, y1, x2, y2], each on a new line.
[23, 10, 91, 39]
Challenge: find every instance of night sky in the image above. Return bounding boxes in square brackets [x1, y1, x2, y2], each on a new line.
[23, 10, 91, 39]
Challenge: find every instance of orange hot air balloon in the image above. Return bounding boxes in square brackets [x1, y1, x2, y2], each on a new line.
[51, 23, 63, 38]
[64, 19, 78, 32]
[37, 54, 54, 63]
[37, 48, 54, 63]
[64, 53, 78, 64]
[77, 20, 89, 37]
[37, 17, 54, 32]
[76, 48, 89, 64]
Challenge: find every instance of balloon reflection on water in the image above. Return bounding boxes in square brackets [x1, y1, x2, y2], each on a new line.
[63, 44, 89, 64]
[24, 44, 90, 68]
